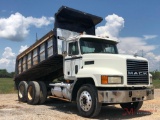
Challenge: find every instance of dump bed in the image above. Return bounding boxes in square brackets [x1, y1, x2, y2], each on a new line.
[54, 6, 102, 35]
[14, 30, 63, 82]
[14, 6, 103, 83]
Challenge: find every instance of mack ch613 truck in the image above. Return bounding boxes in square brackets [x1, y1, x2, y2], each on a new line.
[14, 6, 154, 117]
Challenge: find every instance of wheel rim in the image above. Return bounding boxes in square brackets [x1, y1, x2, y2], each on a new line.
[19, 85, 24, 98]
[28, 86, 33, 100]
[79, 91, 92, 111]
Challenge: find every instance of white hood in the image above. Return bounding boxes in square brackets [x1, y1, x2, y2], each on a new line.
[77, 53, 149, 87]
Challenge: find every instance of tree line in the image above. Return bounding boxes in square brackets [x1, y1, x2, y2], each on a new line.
[0, 69, 15, 78]
[150, 71, 160, 80]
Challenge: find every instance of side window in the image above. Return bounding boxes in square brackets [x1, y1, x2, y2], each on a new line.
[68, 42, 79, 55]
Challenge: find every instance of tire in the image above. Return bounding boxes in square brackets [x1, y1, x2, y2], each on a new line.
[27, 81, 40, 105]
[18, 81, 28, 102]
[39, 81, 47, 104]
[120, 101, 143, 112]
[77, 84, 101, 117]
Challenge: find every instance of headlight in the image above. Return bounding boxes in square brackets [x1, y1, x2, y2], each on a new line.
[108, 77, 122, 84]
[101, 75, 122, 84]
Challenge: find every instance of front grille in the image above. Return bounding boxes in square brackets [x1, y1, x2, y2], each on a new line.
[127, 59, 149, 85]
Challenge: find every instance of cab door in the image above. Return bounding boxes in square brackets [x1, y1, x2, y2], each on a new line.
[64, 41, 82, 79]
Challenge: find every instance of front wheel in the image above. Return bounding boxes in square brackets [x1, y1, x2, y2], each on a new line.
[120, 101, 143, 112]
[77, 84, 101, 117]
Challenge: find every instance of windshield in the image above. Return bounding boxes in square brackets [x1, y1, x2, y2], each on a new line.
[80, 38, 118, 54]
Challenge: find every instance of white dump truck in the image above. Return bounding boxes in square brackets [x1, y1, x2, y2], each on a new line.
[14, 6, 154, 117]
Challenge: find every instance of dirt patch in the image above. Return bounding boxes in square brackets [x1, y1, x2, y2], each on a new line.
[0, 90, 160, 120]
[0, 105, 22, 109]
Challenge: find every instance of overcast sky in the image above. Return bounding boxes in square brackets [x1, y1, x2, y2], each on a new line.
[0, 0, 160, 72]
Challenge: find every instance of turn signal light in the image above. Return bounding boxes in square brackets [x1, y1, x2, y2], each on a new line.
[101, 75, 108, 84]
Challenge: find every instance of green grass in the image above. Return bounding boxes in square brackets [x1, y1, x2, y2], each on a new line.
[0, 78, 17, 94]
[153, 79, 160, 89]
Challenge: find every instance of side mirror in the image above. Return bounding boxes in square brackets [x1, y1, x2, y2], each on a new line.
[62, 51, 67, 57]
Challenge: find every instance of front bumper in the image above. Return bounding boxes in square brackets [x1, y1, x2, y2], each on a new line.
[98, 89, 154, 103]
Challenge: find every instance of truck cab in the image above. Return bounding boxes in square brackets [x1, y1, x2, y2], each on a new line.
[56, 30, 154, 117]
[64, 34, 118, 80]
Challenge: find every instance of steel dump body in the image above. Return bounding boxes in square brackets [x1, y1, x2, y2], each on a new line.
[14, 31, 63, 87]
[14, 6, 102, 88]
[54, 6, 102, 35]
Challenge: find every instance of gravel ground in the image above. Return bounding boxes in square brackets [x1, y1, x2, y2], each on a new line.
[0, 89, 160, 120]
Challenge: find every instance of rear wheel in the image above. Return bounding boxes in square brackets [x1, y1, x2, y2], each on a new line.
[77, 84, 101, 117]
[27, 81, 40, 105]
[120, 101, 143, 112]
[18, 81, 28, 102]
[39, 81, 47, 104]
